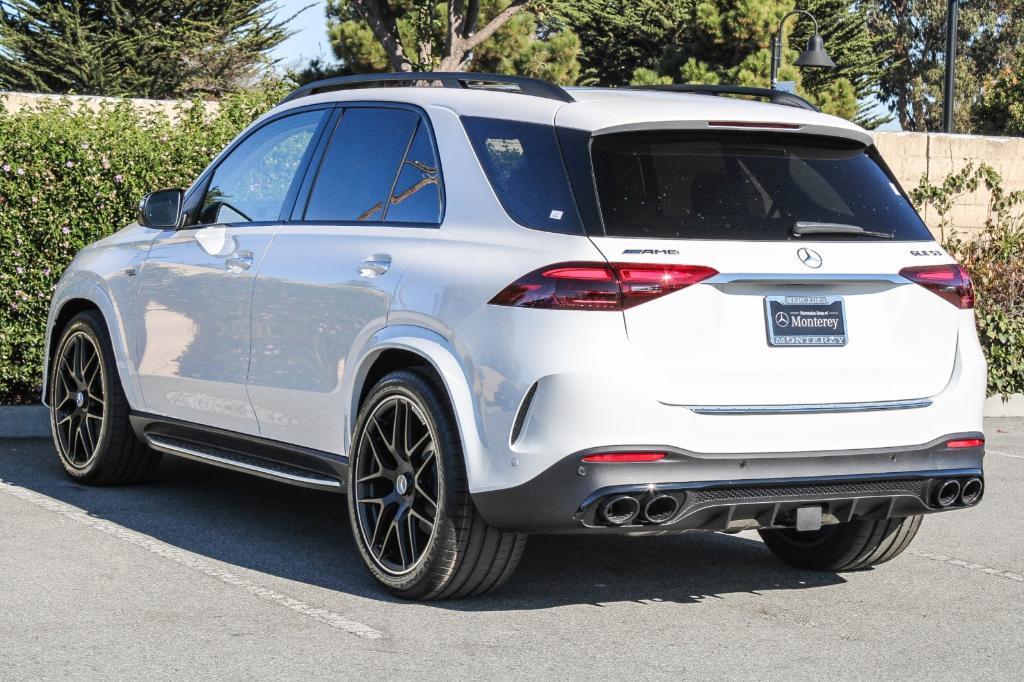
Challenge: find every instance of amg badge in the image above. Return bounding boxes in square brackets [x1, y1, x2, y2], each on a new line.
[622, 249, 680, 255]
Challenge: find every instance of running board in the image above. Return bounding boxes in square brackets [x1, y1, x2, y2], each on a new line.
[146, 433, 343, 492]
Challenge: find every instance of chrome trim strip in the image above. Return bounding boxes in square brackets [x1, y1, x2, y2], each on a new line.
[706, 273, 909, 285]
[680, 398, 933, 415]
[146, 434, 343, 491]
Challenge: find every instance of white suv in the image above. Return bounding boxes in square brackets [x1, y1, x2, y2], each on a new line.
[44, 73, 987, 599]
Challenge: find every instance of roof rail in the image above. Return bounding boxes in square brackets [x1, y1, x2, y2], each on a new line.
[279, 72, 575, 105]
[626, 84, 820, 112]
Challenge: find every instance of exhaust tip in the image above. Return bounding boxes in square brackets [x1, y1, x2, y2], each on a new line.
[960, 478, 984, 505]
[642, 494, 679, 524]
[935, 479, 961, 508]
[599, 495, 640, 526]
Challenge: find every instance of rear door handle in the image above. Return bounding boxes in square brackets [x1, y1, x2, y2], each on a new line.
[225, 250, 253, 272]
[358, 255, 392, 278]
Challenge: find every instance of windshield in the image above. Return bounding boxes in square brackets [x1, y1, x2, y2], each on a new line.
[590, 131, 932, 241]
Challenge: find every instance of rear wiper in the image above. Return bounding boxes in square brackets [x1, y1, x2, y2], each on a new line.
[792, 221, 893, 240]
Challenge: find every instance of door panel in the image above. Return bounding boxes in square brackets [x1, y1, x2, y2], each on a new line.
[135, 226, 276, 434]
[248, 226, 435, 451]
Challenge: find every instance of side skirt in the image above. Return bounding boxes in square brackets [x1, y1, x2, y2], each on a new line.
[130, 412, 347, 493]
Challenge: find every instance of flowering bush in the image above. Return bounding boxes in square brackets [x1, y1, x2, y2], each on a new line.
[0, 86, 285, 403]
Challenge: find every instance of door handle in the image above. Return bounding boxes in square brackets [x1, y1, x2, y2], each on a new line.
[358, 255, 392, 278]
[225, 250, 254, 273]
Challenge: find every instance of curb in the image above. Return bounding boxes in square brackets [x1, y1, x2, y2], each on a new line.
[984, 394, 1024, 418]
[0, 405, 50, 439]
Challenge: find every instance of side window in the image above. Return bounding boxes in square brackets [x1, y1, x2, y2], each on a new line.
[385, 122, 442, 223]
[304, 107, 441, 224]
[199, 110, 325, 225]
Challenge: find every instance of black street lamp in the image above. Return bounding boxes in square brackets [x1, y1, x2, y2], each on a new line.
[769, 9, 837, 90]
[942, 0, 959, 133]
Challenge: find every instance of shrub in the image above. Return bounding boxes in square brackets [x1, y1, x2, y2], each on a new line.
[913, 163, 1024, 398]
[0, 85, 286, 403]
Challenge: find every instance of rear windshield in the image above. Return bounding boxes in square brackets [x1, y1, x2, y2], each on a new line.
[590, 131, 932, 241]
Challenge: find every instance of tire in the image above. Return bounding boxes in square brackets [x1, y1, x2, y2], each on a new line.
[49, 310, 161, 485]
[758, 515, 922, 571]
[347, 369, 526, 600]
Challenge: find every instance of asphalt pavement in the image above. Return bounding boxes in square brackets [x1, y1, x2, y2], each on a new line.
[2, 419, 1023, 680]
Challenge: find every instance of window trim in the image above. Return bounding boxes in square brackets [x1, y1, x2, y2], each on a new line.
[179, 103, 336, 230]
[289, 101, 446, 229]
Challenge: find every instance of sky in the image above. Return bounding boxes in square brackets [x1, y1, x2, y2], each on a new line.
[270, 0, 331, 71]
[266, 0, 901, 131]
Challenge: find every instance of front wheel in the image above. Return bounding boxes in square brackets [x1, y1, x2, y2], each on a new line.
[347, 369, 526, 600]
[49, 310, 161, 485]
[758, 515, 922, 571]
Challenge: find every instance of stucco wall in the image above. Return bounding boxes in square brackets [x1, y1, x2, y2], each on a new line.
[0, 91, 217, 120]
[874, 131, 1024, 239]
[3, 91, 1022, 238]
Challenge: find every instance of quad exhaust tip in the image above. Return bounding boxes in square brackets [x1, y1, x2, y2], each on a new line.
[642, 494, 679, 524]
[960, 478, 984, 505]
[599, 495, 641, 526]
[935, 479, 961, 508]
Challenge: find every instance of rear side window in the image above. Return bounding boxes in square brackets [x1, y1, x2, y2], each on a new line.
[463, 116, 582, 234]
[304, 107, 441, 224]
[590, 131, 932, 241]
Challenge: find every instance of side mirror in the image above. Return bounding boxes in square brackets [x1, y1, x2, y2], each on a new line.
[138, 189, 184, 229]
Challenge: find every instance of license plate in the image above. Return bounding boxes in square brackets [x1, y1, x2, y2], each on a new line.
[764, 295, 847, 347]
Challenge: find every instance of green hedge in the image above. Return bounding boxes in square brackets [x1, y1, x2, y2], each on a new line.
[0, 87, 285, 403]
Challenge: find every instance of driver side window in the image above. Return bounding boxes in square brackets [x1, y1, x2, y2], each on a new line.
[198, 109, 326, 225]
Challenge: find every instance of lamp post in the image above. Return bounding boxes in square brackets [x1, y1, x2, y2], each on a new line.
[942, 0, 959, 133]
[770, 9, 836, 90]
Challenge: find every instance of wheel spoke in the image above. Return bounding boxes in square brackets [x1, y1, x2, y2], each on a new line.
[392, 514, 411, 569]
[414, 449, 435, 479]
[415, 482, 437, 511]
[409, 508, 434, 532]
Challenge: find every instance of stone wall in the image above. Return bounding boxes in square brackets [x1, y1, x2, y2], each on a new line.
[874, 131, 1024, 239]
[0, 91, 217, 121]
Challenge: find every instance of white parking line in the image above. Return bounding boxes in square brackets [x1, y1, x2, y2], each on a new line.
[0, 479, 386, 640]
[909, 549, 1023, 584]
[988, 449, 1024, 460]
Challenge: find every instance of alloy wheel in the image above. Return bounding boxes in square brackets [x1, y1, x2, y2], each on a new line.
[354, 395, 440, 575]
[53, 331, 106, 468]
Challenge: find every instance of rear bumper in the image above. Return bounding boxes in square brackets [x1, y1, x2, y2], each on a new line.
[471, 434, 985, 533]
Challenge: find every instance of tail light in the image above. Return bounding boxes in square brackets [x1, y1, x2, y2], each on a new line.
[489, 262, 718, 311]
[899, 264, 975, 309]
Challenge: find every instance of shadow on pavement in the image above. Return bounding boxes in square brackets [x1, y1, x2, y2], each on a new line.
[1, 438, 846, 610]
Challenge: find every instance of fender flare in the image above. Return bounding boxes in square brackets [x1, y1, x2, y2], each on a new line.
[346, 325, 493, 492]
[44, 279, 143, 410]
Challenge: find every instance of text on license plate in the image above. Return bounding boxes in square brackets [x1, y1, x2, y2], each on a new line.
[764, 295, 847, 347]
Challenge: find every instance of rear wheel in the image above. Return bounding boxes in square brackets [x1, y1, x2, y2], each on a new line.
[758, 515, 922, 571]
[348, 369, 526, 600]
[49, 311, 161, 485]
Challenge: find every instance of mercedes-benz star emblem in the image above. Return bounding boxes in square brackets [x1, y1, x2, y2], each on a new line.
[775, 312, 790, 327]
[396, 474, 410, 495]
[797, 247, 823, 269]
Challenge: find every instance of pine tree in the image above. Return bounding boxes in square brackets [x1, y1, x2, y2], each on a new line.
[323, 0, 580, 84]
[0, 1, 302, 98]
[558, 0, 883, 126]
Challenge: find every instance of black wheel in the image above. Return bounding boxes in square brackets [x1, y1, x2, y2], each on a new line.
[49, 311, 161, 485]
[348, 369, 526, 600]
[758, 515, 922, 571]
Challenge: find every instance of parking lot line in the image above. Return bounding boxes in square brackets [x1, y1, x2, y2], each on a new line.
[0, 478, 387, 641]
[988, 449, 1024, 460]
[909, 549, 1024, 584]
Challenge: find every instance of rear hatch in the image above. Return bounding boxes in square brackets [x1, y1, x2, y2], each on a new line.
[584, 129, 963, 407]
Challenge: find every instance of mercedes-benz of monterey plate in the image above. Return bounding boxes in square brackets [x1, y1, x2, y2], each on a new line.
[764, 295, 847, 347]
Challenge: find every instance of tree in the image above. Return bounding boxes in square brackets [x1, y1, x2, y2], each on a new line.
[863, 1, 1024, 133]
[0, 1, 303, 98]
[557, 0, 882, 126]
[325, 0, 579, 82]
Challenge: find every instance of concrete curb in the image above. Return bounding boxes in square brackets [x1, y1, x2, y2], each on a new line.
[0, 405, 50, 439]
[1, 396, 1023, 439]
[984, 395, 1024, 418]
